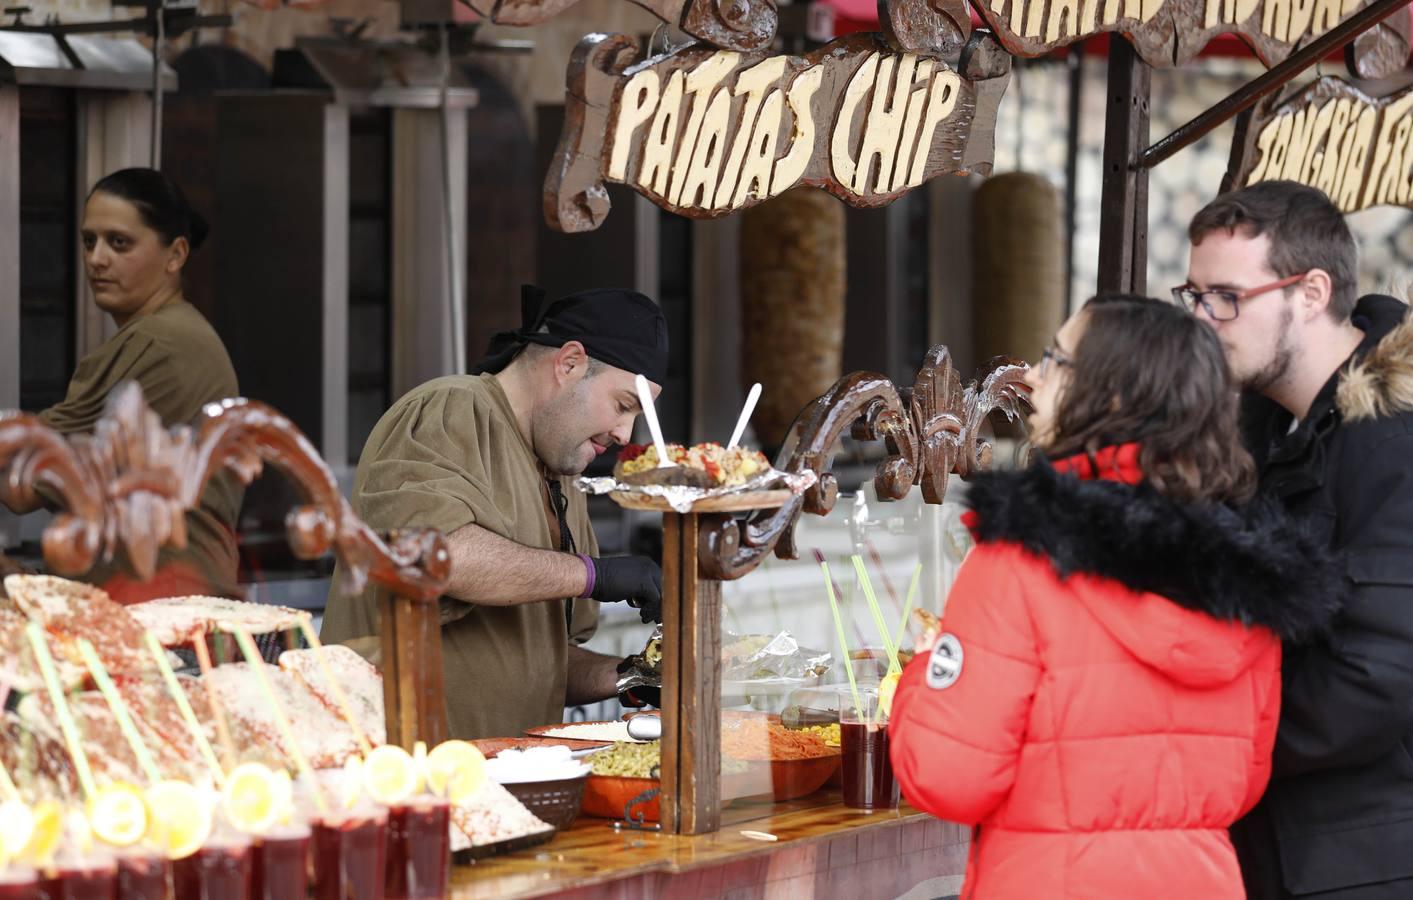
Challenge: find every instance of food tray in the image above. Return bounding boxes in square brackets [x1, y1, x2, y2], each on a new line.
[581, 774, 660, 822]
[606, 489, 793, 513]
[524, 721, 642, 745]
[502, 774, 588, 830]
[474, 736, 608, 756]
[452, 826, 556, 864]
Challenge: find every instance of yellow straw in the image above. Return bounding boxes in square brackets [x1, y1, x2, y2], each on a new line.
[296, 616, 372, 755]
[191, 636, 239, 773]
[144, 633, 225, 788]
[77, 639, 161, 785]
[892, 564, 923, 656]
[818, 559, 863, 718]
[852, 555, 901, 677]
[24, 624, 97, 801]
[227, 625, 329, 817]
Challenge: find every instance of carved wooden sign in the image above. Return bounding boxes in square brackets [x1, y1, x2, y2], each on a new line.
[461, 0, 777, 51]
[1225, 76, 1413, 213]
[947, 0, 1412, 73]
[544, 32, 1010, 233]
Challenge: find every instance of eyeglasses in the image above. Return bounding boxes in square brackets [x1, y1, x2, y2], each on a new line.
[1036, 346, 1072, 379]
[1171, 273, 1307, 321]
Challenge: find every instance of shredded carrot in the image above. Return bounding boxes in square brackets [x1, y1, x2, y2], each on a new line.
[720, 717, 836, 761]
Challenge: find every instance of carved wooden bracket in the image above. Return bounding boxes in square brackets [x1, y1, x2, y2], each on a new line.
[0, 383, 450, 602]
[698, 347, 1031, 581]
[1225, 75, 1413, 213]
[462, 0, 777, 51]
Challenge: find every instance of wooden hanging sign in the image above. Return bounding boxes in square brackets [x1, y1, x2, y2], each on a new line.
[1225, 76, 1413, 213]
[958, 0, 1411, 73]
[460, 0, 777, 51]
[544, 32, 1010, 233]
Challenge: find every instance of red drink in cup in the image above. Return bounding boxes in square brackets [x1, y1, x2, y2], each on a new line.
[384, 796, 450, 900]
[311, 807, 387, 900]
[840, 695, 900, 811]
[251, 824, 310, 900]
[115, 851, 171, 900]
[37, 856, 118, 900]
[0, 866, 39, 900]
[171, 839, 252, 900]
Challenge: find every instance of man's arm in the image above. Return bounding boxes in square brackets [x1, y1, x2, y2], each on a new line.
[1274, 432, 1413, 777]
[442, 522, 586, 605]
[565, 644, 622, 706]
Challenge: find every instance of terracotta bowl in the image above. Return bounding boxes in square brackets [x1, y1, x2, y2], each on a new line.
[581, 775, 660, 822]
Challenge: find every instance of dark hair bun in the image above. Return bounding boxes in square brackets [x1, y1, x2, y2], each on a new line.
[88, 167, 207, 255]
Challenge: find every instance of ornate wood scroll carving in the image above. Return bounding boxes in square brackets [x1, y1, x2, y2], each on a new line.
[544, 31, 1011, 233]
[698, 348, 1032, 581]
[462, 0, 777, 51]
[1225, 76, 1413, 213]
[903, 0, 1412, 75]
[0, 383, 450, 601]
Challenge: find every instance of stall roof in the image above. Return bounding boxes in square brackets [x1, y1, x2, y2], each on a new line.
[0, 32, 176, 91]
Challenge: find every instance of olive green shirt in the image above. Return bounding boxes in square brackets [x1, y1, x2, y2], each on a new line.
[320, 374, 600, 740]
[39, 299, 242, 603]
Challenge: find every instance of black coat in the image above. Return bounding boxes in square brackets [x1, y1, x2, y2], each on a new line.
[1233, 294, 1413, 899]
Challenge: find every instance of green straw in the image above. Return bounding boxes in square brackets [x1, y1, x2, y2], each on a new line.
[78, 639, 162, 785]
[852, 555, 901, 677]
[814, 553, 863, 717]
[144, 632, 226, 787]
[25, 623, 97, 801]
[893, 564, 923, 655]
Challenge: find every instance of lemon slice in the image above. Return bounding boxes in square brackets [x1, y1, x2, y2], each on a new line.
[18, 800, 63, 866]
[361, 745, 418, 806]
[879, 671, 902, 718]
[221, 763, 288, 835]
[89, 782, 148, 847]
[144, 780, 212, 860]
[412, 742, 429, 794]
[0, 800, 34, 863]
[425, 740, 487, 804]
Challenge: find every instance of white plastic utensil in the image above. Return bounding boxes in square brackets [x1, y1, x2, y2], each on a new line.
[727, 382, 762, 449]
[635, 374, 673, 468]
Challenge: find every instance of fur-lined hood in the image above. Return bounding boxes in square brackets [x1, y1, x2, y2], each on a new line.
[965, 461, 1343, 643]
[1338, 295, 1413, 422]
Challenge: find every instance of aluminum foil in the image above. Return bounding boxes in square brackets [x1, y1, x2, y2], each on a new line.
[722, 631, 832, 681]
[616, 625, 664, 694]
[576, 467, 817, 514]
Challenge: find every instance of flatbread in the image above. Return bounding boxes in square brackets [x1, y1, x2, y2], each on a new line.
[128, 596, 305, 647]
[0, 712, 79, 804]
[3, 575, 155, 680]
[204, 663, 361, 769]
[278, 646, 385, 747]
[0, 609, 86, 694]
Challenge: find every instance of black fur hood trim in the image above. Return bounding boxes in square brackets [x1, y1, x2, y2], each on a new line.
[964, 463, 1343, 641]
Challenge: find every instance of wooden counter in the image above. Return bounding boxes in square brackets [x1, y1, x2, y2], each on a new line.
[450, 792, 970, 900]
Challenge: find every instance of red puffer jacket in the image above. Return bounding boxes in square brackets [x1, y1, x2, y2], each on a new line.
[890, 445, 1341, 900]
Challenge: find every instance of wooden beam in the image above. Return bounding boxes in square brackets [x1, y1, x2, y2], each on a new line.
[1096, 38, 1150, 296]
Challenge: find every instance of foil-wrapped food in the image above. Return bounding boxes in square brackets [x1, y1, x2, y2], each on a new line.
[722, 631, 831, 682]
[615, 625, 664, 697]
[577, 443, 816, 513]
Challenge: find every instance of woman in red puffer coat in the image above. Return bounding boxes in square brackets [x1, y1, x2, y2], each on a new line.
[889, 295, 1341, 900]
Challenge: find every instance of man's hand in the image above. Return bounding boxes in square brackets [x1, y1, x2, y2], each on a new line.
[616, 655, 661, 709]
[589, 556, 662, 623]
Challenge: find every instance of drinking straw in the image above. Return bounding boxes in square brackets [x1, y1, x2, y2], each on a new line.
[227, 625, 329, 816]
[190, 635, 239, 772]
[77, 639, 161, 785]
[812, 550, 863, 717]
[892, 564, 923, 655]
[144, 632, 225, 787]
[864, 540, 904, 617]
[296, 616, 372, 756]
[24, 623, 97, 801]
[852, 555, 901, 677]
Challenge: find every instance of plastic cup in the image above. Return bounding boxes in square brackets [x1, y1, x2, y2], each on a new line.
[36, 854, 118, 900]
[311, 806, 387, 900]
[0, 865, 40, 900]
[171, 835, 253, 900]
[840, 694, 900, 811]
[384, 795, 450, 900]
[115, 849, 171, 900]
[251, 823, 310, 900]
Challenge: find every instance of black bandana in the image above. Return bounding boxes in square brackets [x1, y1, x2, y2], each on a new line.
[471, 285, 669, 385]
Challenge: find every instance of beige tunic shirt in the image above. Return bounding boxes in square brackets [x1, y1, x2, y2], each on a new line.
[320, 374, 600, 740]
[39, 299, 242, 604]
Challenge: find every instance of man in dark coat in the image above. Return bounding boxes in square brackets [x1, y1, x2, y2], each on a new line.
[1179, 180, 1413, 899]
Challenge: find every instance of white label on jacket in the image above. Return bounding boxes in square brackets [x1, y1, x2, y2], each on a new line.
[926, 633, 963, 690]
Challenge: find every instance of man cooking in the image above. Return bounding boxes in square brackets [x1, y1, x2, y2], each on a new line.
[321, 286, 667, 739]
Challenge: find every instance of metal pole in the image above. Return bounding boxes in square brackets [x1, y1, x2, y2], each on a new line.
[150, 0, 164, 169]
[437, 23, 466, 375]
[1063, 43, 1082, 311]
[1096, 37, 1150, 296]
[1140, 0, 1413, 169]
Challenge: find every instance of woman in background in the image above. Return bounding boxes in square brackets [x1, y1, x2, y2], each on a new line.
[3, 168, 241, 603]
[889, 295, 1341, 899]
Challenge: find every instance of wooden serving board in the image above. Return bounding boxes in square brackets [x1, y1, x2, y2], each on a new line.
[607, 489, 793, 513]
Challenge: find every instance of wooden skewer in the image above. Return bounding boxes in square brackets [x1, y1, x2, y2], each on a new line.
[296, 616, 373, 756]
[191, 636, 239, 773]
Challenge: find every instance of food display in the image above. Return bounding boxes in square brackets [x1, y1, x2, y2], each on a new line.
[720, 715, 838, 762]
[614, 443, 770, 488]
[127, 595, 304, 647]
[531, 721, 647, 744]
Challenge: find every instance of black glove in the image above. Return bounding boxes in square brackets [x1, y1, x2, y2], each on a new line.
[589, 555, 662, 624]
[616, 657, 661, 709]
